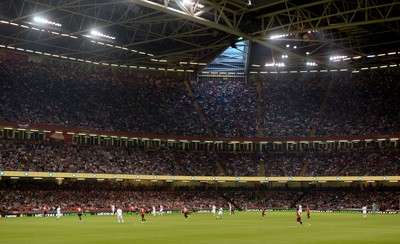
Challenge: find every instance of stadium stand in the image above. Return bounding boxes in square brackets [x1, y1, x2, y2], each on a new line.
[190, 79, 258, 138]
[0, 139, 399, 177]
[0, 179, 227, 213]
[1, 179, 399, 214]
[1, 59, 399, 216]
[0, 60, 207, 136]
[1, 60, 398, 138]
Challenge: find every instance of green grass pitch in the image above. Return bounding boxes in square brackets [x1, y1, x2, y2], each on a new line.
[0, 212, 399, 243]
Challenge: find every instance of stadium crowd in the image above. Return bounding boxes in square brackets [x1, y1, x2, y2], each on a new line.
[172, 151, 222, 176]
[259, 75, 400, 137]
[0, 139, 399, 177]
[190, 79, 258, 137]
[0, 139, 185, 175]
[302, 148, 400, 176]
[1, 58, 399, 217]
[314, 75, 400, 136]
[0, 59, 207, 136]
[1, 179, 399, 214]
[263, 152, 305, 177]
[217, 152, 260, 176]
[1, 60, 399, 138]
[260, 78, 326, 137]
[0, 179, 227, 214]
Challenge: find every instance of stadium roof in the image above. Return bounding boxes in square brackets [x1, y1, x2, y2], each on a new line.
[0, 0, 399, 72]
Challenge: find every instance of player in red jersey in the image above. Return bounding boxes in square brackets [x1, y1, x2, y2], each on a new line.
[140, 207, 147, 223]
[129, 205, 135, 216]
[43, 205, 48, 218]
[261, 207, 266, 217]
[183, 207, 190, 220]
[296, 209, 303, 227]
[307, 205, 311, 219]
[229, 203, 235, 215]
[76, 207, 83, 222]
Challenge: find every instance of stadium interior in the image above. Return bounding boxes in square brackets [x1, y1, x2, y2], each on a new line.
[0, 0, 400, 216]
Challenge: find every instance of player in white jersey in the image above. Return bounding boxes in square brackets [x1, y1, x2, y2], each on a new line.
[216, 207, 223, 219]
[298, 204, 303, 217]
[111, 204, 116, 215]
[211, 204, 216, 216]
[56, 206, 62, 220]
[152, 206, 157, 216]
[362, 206, 367, 219]
[117, 208, 124, 223]
[159, 205, 164, 215]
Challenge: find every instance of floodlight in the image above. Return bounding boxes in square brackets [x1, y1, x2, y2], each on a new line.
[270, 34, 289, 39]
[90, 30, 115, 40]
[265, 62, 285, 67]
[33, 17, 62, 27]
[329, 55, 347, 61]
